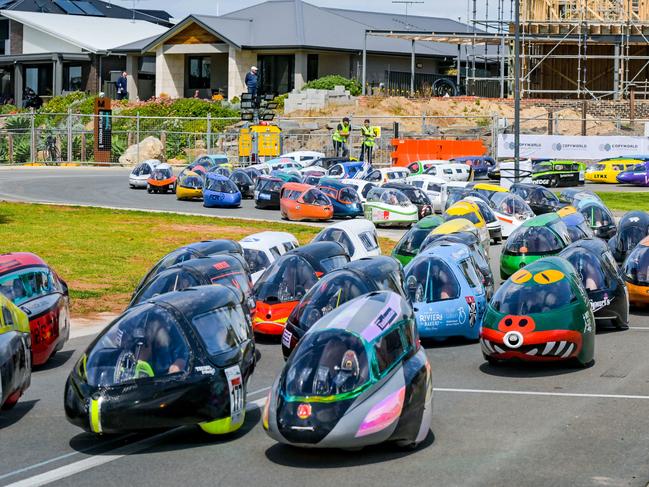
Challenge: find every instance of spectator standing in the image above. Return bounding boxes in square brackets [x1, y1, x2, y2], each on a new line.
[116, 71, 128, 100]
[359, 119, 377, 164]
[245, 66, 259, 102]
[332, 117, 351, 158]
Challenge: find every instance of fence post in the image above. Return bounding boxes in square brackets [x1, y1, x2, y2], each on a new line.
[491, 114, 498, 158]
[67, 108, 72, 163]
[8, 134, 13, 164]
[136, 112, 140, 164]
[581, 100, 587, 136]
[30, 109, 36, 163]
[547, 111, 553, 135]
[421, 112, 426, 133]
[207, 113, 212, 153]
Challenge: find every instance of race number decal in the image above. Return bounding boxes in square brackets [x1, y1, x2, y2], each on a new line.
[281, 329, 292, 348]
[224, 365, 244, 423]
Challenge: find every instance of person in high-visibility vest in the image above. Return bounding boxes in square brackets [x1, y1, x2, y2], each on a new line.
[359, 119, 377, 164]
[332, 117, 351, 158]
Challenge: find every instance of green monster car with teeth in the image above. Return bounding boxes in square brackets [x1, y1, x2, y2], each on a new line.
[391, 215, 445, 266]
[500, 213, 572, 280]
[532, 160, 586, 187]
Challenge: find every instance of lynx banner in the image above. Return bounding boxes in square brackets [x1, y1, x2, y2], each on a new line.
[497, 134, 648, 160]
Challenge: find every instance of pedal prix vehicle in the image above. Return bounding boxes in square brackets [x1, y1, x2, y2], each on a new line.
[532, 159, 585, 187]
[129, 256, 255, 317]
[464, 196, 503, 244]
[557, 206, 596, 242]
[0, 253, 69, 366]
[264, 291, 432, 450]
[363, 187, 418, 228]
[280, 183, 333, 222]
[445, 200, 490, 252]
[65, 286, 256, 435]
[616, 161, 649, 186]
[302, 171, 326, 186]
[378, 167, 410, 184]
[281, 151, 325, 165]
[586, 158, 641, 184]
[510, 183, 562, 215]
[404, 243, 486, 340]
[147, 163, 176, 194]
[312, 220, 380, 260]
[576, 198, 618, 240]
[271, 170, 302, 183]
[481, 257, 595, 367]
[607, 211, 649, 263]
[472, 182, 507, 201]
[203, 173, 242, 208]
[487, 192, 535, 238]
[209, 166, 232, 178]
[557, 188, 601, 206]
[229, 170, 256, 198]
[383, 182, 434, 220]
[134, 240, 245, 295]
[406, 175, 448, 213]
[252, 242, 349, 335]
[281, 257, 406, 359]
[327, 161, 366, 180]
[255, 176, 283, 209]
[405, 160, 439, 176]
[340, 179, 377, 203]
[392, 215, 445, 266]
[129, 159, 160, 188]
[240, 232, 299, 284]
[317, 179, 364, 218]
[559, 239, 628, 328]
[622, 236, 649, 306]
[452, 156, 496, 178]
[175, 171, 204, 201]
[0, 295, 31, 410]
[500, 213, 572, 279]
[424, 163, 472, 182]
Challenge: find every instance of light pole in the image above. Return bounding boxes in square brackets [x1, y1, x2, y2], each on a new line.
[514, 0, 521, 181]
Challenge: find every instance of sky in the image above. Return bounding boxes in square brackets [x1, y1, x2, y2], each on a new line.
[111, 0, 508, 25]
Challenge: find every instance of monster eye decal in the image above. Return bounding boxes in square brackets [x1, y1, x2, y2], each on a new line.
[511, 269, 532, 284]
[533, 269, 565, 285]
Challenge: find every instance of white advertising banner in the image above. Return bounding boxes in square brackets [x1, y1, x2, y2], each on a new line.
[497, 134, 649, 160]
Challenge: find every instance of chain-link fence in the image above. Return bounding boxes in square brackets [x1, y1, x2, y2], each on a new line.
[2, 110, 649, 166]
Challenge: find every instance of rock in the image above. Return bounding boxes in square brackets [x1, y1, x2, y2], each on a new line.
[118, 136, 164, 165]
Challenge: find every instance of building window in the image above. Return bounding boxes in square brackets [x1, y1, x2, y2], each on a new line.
[64, 65, 83, 91]
[0, 20, 7, 56]
[188, 56, 210, 89]
[24, 65, 53, 96]
[258, 55, 294, 95]
[307, 54, 319, 82]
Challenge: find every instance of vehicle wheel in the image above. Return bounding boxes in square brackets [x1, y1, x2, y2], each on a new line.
[614, 318, 629, 330]
[396, 439, 420, 451]
[147, 186, 152, 194]
[574, 358, 595, 369]
[483, 354, 500, 366]
[1, 391, 20, 410]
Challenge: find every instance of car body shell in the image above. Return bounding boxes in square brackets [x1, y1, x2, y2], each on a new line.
[240, 232, 299, 284]
[280, 183, 334, 221]
[281, 257, 406, 360]
[147, 163, 176, 193]
[327, 162, 366, 180]
[587, 159, 643, 184]
[378, 167, 410, 184]
[175, 171, 204, 200]
[406, 175, 448, 213]
[0, 295, 31, 410]
[405, 160, 441, 176]
[622, 235, 649, 306]
[317, 179, 364, 218]
[311, 219, 381, 260]
[404, 243, 487, 340]
[265, 158, 304, 173]
[464, 196, 503, 244]
[252, 242, 349, 335]
[129, 159, 160, 188]
[255, 176, 283, 209]
[339, 179, 377, 203]
[445, 201, 491, 252]
[559, 239, 629, 327]
[557, 188, 601, 206]
[281, 151, 325, 165]
[229, 170, 256, 198]
[481, 257, 595, 366]
[510, 183, 563, 215]
[500, 213, 572, 279]
[607, 211, 649, 263]
[423, 163, 472, 182]
[576, 198, 618, 241]
[203, 173, 242, 208]
[64, 286, 256, 435]
[264, 291, 432, 449]
[363, 187, 419, 227]
[452, 156, 496, 178]
[557, 205, 596, 242]
[487, 192, 535, 238]
[532, 159, 585, 187]
[0, 252, 69, 366]
[616, 161, 649, 186]
[382, 182, 434, 220]
[392, 215, 446, 266]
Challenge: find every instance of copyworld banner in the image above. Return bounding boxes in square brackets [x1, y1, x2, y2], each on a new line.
[497, 134, 648, 160]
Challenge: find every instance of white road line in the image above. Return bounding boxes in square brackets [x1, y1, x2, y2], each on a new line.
[248, 386, 271, 396]
[434, 388, 649, 400]
[629, 326, 649, 331]
[3, 398, 267, 487]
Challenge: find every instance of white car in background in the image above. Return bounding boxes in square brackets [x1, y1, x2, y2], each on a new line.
[129, 159, 160, 188]
[378, 167, 410, 184]
[281, 151, 325, 166]
[311, 219, 381, 260]
[487, 192, 536, 238]
[266, 158, 304, 172]
[248, 163, 272, 175]
[424, 162, 472, 182]
[239, 232, 299, 283]
[340, 179, 378, 203]
[406, 174, 448, 213]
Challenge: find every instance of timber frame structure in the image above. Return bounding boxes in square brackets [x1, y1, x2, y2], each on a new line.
[364, 0, 649, 100]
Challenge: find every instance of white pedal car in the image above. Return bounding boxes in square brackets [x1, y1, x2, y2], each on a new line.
[487, 192, 536, 238]
[340, 179, 378, 203]
[239, 231, 299, 283]
[406, 174, 448, 213]
[363, 187, 418, 228]
[129, 159, 161, 188]
[312, 220, 381, 260]
[424, 162, 472, 182]
[280, 151, 325, 166]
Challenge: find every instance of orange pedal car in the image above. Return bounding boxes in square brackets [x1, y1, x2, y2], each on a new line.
[280, 183, 333, 221]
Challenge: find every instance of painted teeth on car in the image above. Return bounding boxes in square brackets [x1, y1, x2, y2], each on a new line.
[481, 339, 577, 358]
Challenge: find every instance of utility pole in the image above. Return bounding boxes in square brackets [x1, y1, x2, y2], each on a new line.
[513, 0, 521, 180]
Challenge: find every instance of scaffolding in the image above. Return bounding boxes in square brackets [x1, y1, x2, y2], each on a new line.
[363, 0, 649, 100]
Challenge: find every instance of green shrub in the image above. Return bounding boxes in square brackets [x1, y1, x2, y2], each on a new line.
[303, 76, 362, 96]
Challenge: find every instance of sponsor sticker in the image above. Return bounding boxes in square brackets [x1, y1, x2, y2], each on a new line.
[224, 365, 244, 423]
[281, 329, 292, 348]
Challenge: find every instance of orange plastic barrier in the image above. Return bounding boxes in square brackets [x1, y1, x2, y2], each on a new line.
[390, 139, 488, 167]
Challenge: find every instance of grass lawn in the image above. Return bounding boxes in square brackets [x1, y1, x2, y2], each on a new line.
[0, 203, 396, 317]
[596, 192, 649, 212]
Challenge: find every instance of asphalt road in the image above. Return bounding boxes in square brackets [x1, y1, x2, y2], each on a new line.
[1, 167, 649, 486]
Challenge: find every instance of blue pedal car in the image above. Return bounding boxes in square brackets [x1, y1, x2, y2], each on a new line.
[203, 173, 242, 208]
[317, 179, 364, 218]
[404, 242, 487, 340]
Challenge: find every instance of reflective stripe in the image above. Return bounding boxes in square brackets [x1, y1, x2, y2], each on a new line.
[89, 397, 103, 434]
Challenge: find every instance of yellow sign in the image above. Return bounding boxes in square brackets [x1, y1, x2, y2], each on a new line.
[239, 125, 281, 158]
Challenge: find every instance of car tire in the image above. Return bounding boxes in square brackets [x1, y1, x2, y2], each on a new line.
[147, 186, 152, 194]
[574, 358, 595, 368]
[1, 392, 20, 410]
[614, 317, 629, 330]
[483, 354, 500, 366]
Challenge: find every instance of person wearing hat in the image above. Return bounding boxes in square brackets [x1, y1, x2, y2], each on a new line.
[245, 66, 259, 101]
[332, 117, 351, 158]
